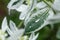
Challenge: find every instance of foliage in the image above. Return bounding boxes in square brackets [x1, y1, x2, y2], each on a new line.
[0, 0, 60, 40]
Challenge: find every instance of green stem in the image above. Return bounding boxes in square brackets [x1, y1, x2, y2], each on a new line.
[43, 0, 56, 14]
[18, 21, 23, 28]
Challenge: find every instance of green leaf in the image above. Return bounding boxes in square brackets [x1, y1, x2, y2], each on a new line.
[37, 26, 51, 40]
[25, 8, 50, 33]
[56, 27, 60, 39]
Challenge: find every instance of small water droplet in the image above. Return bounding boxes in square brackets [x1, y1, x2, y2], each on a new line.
[35, 19, 40, 22]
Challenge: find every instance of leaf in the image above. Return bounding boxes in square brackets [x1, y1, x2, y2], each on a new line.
[36, 1, 47, 9]
[7, 0, 24, 14]
[52, 0, 60, 11]
[47, 13, 60, 24]
[1, 17, 8, 32]
[29, 33, 39, 40]
[9, 20, 18, 31]
[19, 0, 37, 20]
[56, 27, 60, 39]
[37, 26, 51, 40]
[25, 8, 50, 33]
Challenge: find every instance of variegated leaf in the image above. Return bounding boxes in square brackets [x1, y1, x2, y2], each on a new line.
[25, 8, 50, 33]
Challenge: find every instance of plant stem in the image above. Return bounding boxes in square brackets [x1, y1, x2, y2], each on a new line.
[18, 21, 23, 28]
[43, 0, 56, 14]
